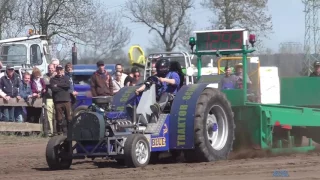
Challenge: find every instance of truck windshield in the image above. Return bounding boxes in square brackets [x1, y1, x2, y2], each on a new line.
[0, 44, 27, 65]
[73, 75, 91, 85]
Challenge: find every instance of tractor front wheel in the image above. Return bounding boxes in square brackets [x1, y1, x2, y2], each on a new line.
[46, 135, 72, 170]
[124, 134, 150, 168]
[185, 88, 235, 162]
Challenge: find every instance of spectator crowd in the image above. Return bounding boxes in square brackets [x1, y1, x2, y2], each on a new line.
[0, 59, 141, 137]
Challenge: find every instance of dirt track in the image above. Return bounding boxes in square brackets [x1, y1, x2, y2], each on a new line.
[0, 136, 320, 180]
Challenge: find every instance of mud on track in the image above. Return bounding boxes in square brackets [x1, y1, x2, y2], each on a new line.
[0, 136, 320, 180]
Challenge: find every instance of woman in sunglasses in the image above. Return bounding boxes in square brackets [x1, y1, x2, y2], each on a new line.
[124, 67, 140, 86]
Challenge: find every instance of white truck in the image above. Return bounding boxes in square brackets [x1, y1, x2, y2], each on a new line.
[0, 31, 51, 76]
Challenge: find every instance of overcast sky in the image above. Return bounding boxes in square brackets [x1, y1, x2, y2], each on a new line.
[104, 0, 305, 53]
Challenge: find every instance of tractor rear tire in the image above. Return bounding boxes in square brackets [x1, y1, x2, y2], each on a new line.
[46, 135, 72, 170]
[185, 88, 235, 162]
[124, 134, 150, 168]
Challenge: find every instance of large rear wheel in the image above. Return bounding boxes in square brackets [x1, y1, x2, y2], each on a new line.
[185, 88, 235, 162]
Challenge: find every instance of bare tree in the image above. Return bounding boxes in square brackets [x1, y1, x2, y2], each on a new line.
[201, 0, 273, 46]
[19, 0, 95, 41]
[125, 0, 195, 52]
[0, 0, 20, 39]
[79, 6, 131, 60]
[50, 36, 72, 61]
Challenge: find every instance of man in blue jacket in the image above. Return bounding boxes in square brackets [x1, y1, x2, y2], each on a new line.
[17, 72, 38, 122]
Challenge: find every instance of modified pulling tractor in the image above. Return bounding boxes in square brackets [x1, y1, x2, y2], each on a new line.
[46, 28, 320, 169]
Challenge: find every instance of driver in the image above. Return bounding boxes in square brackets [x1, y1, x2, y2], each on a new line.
[127, 58, 180, 117]
[310, 61, 320, 77]
[219, 66, 237, 90]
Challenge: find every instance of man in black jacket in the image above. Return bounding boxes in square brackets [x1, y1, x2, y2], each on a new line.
[50, 65, 71, 135]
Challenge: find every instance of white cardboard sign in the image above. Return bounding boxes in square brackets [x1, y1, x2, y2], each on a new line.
[259, 67, 280, 104]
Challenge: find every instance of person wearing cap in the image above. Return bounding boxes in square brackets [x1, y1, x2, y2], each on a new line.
[124, 67, 140, 86]
[0, 65, 22, 122]
[310, 61, 320, 77]
[234, 63, 252, 89]
[50, 65, 71, 135]
[90, 60, 113, 97]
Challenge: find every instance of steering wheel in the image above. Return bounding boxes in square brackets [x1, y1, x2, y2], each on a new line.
[145, 75, 163, 89]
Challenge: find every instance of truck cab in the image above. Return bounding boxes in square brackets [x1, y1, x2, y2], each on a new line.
[0, 34, 51, 77]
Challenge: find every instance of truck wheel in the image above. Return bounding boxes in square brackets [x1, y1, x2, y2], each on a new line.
[73, 105, 88, 117]
[124, 134, 150, 168]
[46, 135, 72, 170]
[185, 88, 235, 162]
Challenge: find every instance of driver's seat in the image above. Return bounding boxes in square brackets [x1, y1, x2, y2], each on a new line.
[92, 96, 113, 111]
[157, 92, 174, 113]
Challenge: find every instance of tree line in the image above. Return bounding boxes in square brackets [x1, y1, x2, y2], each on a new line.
[0, 0, 273, 64]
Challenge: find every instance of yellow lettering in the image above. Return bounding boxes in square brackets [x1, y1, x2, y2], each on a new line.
[176, 86, 198, 146]
[151, 138, 166, 148]
[178, 122, 185, 128]
[177, 141, 185, 146]
[119, 88, 135, 102]
[178, 128, 185, 135]
[178, 117, 186, 121]
[183, 95, 191, 100]
[177, 135, 185, 141]
[116, 107, 124, 111]
[179, 105, 188, 110]
[185, 91, 193, 96]
[179, 111, 187, 116]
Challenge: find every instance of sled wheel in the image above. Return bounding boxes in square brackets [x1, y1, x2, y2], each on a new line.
[46, 135, 72, 170]
[185, 88, 235, 162]
[124, 134, 150, 168]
